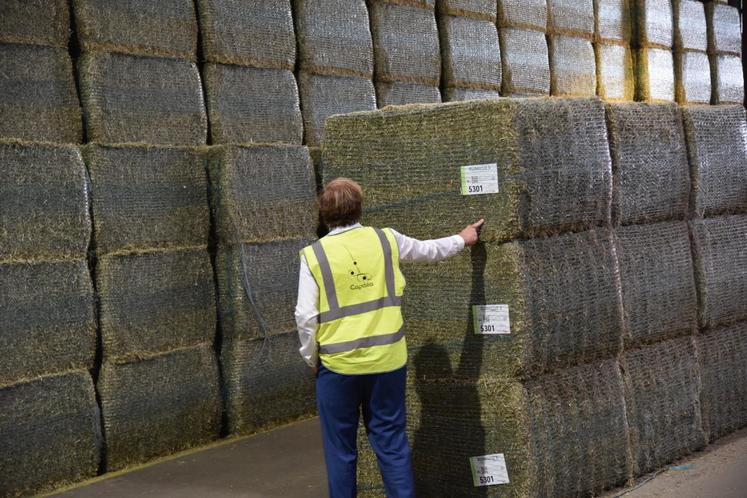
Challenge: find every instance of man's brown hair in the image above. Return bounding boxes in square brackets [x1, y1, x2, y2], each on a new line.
[319, 177, 363, 229]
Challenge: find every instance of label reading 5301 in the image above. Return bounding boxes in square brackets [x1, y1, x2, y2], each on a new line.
[472, 305, 511, 335]
[470, 453, 510, 487]
[461, 163, 499, 195]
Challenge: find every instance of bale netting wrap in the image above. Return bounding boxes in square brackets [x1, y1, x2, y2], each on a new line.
[204, 65, 302, 145]
[615, 222, 697, 345]
[370, 1, 441, 86]
[196, 0, 296, 69]
[711, 54, 745, 105]
[605, 102, 690, 224]
[72, 0, 198, 60]
[635, 0, 673, 49]
[635, 48, 675, 102]
[79, 52, 207, 146]
[0, 142, 90, 262]
[98, 345, 222, 471]
[86, 145, 209, 256]
[298, 72, 377, 147]
[697, 321, 747, 442]
[375, 81, 442, 106]
[674, 50, 712, 105]
[0, 45, 82, 143]
[499, 28, 551, 96]
[690, 215, 747, 329]
[549, 35, 597, 97]
[682, 105, 747, 217]
[208, 144, 316, 244]
[596, 43, 635, 102]
[216, 238, 311, 342]
[594, 0, 632, 44]
[706, 2, 741, 56]
[0, 371, 101, 498]
[496, 0, 548, 31]
[97, 250, 216, 361]
[673, 0, 707, 52]
[0, 0, 70, 48]
[547, 0, 595, 39]
[443, 87, 501, 102]
[0, 260, 96, 387]
[439, 16, 501, 94]
[622, 336, 706, 476]
[221, 332, 316, 435]
[322, 97, 612, 243]
[295, 0, 373, 78]
[438, 0, 496, 21]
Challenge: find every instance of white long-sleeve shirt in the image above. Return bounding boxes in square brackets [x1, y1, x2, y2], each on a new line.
[295, 223, 465, 367]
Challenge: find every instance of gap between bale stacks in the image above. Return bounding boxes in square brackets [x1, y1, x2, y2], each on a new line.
[0, 0, 70, 48]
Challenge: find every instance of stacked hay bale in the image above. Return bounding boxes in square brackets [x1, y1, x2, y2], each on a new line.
[547, 0, 597, 96]
[673, 0, 711, 104]
[437, 1, 501, 101]
[85, 144, 221, 471]
[594, 0, 635, 101]
[705, 1, 744, 104]
[369, 0, 442, 105]
[633, 0, 675, 102]
[208, 144, 318, 435]
[0, 142, 101, 496]
[196, 0, 302, 144]
[497, 0, 551, 96]
[0, 0, 82, 142]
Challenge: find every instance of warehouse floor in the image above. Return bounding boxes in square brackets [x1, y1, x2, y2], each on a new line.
[49, 421, 747, 498]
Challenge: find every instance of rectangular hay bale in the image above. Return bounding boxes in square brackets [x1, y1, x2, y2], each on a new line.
[634, 0, 673, 49]
[499, 28, 551, 96]
[710, 54, 744, 104]
[596, 42, 635, 102]
[375, 81, 442, 106]
[706, 2, 741, 56]
[437, 0, 496, 21]
[673, 0, 707, 52]
[594, 0, 632, 44]
[547, 0, 595, 39]
[549, 35, 597, 96]
[0, 0, 70, 48]
[496, 0, 548, 31]
[674, 50, 712, 105]
[439, 16, 501, 94]
[443, 87, 501, 102]
[635, 47, 675, 102]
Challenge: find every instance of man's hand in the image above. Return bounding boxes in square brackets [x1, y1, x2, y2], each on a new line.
[459, 219, 485, 247]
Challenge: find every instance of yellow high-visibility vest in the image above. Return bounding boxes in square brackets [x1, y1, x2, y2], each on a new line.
[301, 227, 407, 375]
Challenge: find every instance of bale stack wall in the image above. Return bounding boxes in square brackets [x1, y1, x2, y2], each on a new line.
[594, 0, 635, 101]
[633, 0, 675, 102]
[673, 0, 711, 104]
[548, 0, 597, 97]
[706, 1, 743, 104]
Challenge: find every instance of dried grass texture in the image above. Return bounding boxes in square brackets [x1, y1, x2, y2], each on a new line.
[549, 35, 597, 97]
[594, 0, 632, 44]
[547, 0, 595, 39]
[499, 28, 551, 96]
[596, 43, 635, 102]
[634, 0, 673, 49]
[439, 16, 501, 94]
[437, 0, 496, 21]
[673, 0, 707, 52]
[710, 54, 744, 104]
[375, 81, 442, 106]
[0, 0, 70, 48]
[706, 2, 741, 56]
[674, 50, 712, 104]
[635, 47, 675, 102]
[443, 87, 500, 102]
[496, 0, 548, 31]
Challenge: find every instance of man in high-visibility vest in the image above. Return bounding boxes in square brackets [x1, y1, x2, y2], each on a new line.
[296, 177, 483, 498]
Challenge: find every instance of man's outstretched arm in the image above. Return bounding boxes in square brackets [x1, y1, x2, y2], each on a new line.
[392, 219, 484, 263]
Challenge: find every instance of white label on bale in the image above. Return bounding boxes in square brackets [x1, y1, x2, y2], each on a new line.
[472, 305, 510, 335]
[460, 163, 499, 195]
[470, 453, 510, 487]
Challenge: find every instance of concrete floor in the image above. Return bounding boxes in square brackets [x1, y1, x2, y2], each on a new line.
[49, 421, 747, 498]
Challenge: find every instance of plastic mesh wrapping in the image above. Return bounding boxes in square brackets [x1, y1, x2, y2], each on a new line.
[79, 52, 207, 145]
[375, 82, 442, 106]
[0, 45, 82, 143]
[221, 332, 316, 435]
[706, 2, 741, 56]
[0, 142, 90, 261]
[0, 371, 101, 497]
[697, 322, 747, 441]
[690, 215, 747, 329]
[675, 50, 712, 105]
[499, 28, 551, 95]
[635, 0, 673, 48]
[86, 145, 209, 255]
[0, 0, 70, 48]
[605, 102, 689, 224]
[204, 64, 302, 145]
[496, 0, 548, 30]
[673, 0, 707, 52]
[323, 98, 612, 243]
[443, 87, 501, 102]
[711, 54, 745, 104]
[294, 0, 373, 78]
[622, 336, 706, 475]
[594, 0, 632, 44]
[437, 0, 496, 21]
[548, 0, 595, 39]
[596, 43, 635, 101]
[439, 16, 501, 93]
[682, 105, 747, 218]
[635, 47, 674, 102]
[615, 222, 697, 345]
[196, 0, 296, 69]
[98, 345, 222, 471]
[0, 261, 96, 386]
[97, 250, 216, 361]
[549, 35, 597, 97]
[72, 0, 198, 59]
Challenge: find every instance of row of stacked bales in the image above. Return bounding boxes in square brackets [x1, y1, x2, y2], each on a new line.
[673, 0, 711, 104]
[548, 0, 597, 97]
[595, 0, 635, 101]
[634, 0, 676, 102]
[706, 1, 744, 104]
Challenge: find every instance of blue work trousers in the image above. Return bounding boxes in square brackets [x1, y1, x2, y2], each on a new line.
[316, 364, 415, 498]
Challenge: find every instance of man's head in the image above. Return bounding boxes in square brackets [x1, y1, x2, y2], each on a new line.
[319, 177, 363, 229]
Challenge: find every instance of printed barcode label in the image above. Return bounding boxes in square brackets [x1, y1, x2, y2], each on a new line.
[472, 305, 511, 335]
[470, 454, 510, 487]
[461, 163, 499, 195]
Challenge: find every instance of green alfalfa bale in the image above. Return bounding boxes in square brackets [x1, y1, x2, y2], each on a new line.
[0, 371, 101, 498]
[0, 141, 90, 262]
[443, 87, 500, 102]
[634, 0, 673, 49]
[78, 51, 207, 145]
[203, 64, 302, 145]
[208, 144, 316, 244]
[681, 105, 747, 217]
[0, 0, 70, 48]
[221, 332, 316, 435]
[674, 50, 711, 105]
[0, 44, 82, 143]
[635, 47, 675, 102]
[98, 344, 221, 471]
[498, 28, 551, 96]
[72, 0, 197, 60]
[547, 0, 595, 39]
[375, 81, 442, 107]
[705, 2, 741, 56]
[697, 321, 747, 442]
[605, 102, 690, 224]
[689, 215, 747, 329]
[97, 249, 216, 362]
[496, 0, 548, 31]
[196, 0, 296, 69]
[439, 16, 501, 95]
[622, 336, 706, 477]
[0, 260, 96, 387]
[549, 35, 597, 97]
[673, 0, 707, 52]
[85, 144, 209, 256]
[215, 238, 312, 342]
[322, 97, 612, 243]
[594, 0, 633, 44]
[710, 54, 744, 104]
[437, 0, 496, 21]
[596, 42, 635, 102]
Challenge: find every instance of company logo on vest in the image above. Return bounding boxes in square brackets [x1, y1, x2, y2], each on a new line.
[349, 260, 374, 290]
